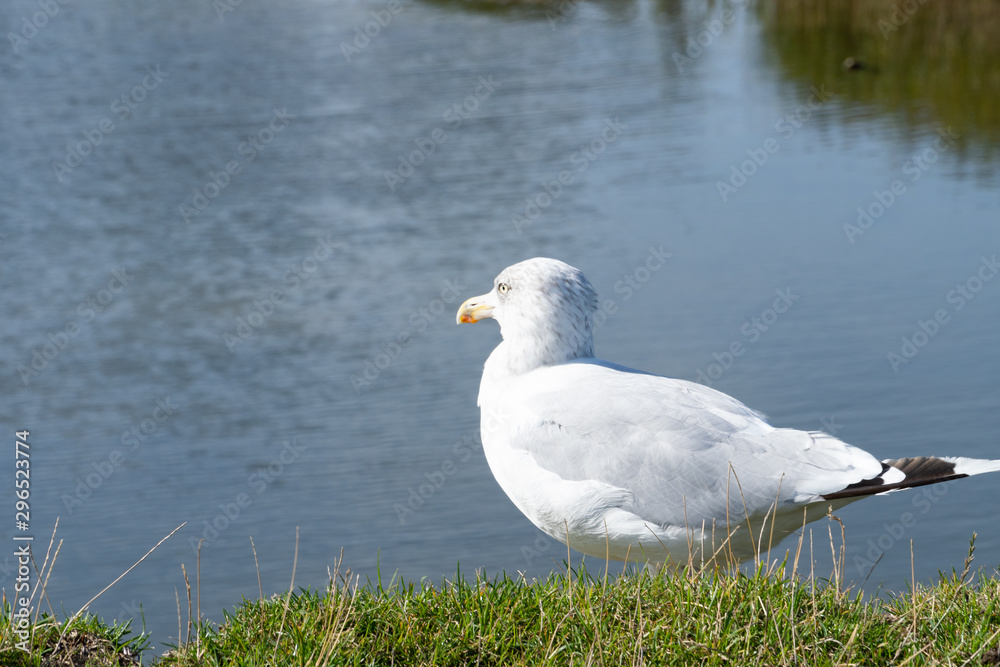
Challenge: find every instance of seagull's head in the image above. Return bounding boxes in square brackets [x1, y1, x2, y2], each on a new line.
[457, 258, 598, 373]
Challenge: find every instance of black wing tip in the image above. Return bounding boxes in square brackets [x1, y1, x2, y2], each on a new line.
[822, 456, 968, 501]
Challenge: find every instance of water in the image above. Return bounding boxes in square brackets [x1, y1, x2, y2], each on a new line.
[2, 0, 999, 655]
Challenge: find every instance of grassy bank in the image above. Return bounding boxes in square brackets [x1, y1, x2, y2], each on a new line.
[3, 541, 1000, 666]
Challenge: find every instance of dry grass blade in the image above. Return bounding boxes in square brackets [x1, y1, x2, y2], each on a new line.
[272, 526, 300, 666]
[175, 587, 182, 649]
[306, 585, 354, 667]
[251, 536, 264, 603]
[791, 506, 807, 582]
[32, 540, 62, 623]
[726, 465, 757, 567]
[251, 536, 265, 637]
[564, 520, 574, 610]
[55, 522, 186, 651]
[30, 518, 62, 621]
[764, 474, 786, 572]
[196, 538, 203, 658]
[825, 509, 846, 596]
[181, 562, 193, 645]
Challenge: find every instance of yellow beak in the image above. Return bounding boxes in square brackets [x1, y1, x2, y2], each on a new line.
[456, 294, 494, 324]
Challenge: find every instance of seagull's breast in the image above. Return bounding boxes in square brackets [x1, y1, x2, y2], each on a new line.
[477, 366, 658, 555]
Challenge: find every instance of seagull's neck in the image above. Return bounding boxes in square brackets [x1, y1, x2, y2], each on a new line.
[483, 336, 594, 382]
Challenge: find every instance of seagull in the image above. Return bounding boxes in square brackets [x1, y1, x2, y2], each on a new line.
[456, 258, 1000, 565]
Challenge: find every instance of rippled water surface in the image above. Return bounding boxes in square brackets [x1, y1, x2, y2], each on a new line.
[2, 0, 999, 653]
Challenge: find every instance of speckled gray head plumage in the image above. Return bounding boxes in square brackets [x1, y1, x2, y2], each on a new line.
[457, 258, 599, 377]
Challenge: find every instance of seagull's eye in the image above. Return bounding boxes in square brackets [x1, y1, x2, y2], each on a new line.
[497, 282, 510, 295]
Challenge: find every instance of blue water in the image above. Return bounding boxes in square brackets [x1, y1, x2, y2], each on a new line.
[2, 0, 999, 656]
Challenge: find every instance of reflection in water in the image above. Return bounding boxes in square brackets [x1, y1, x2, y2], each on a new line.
[759, 0, 1000, 166]
[421, 0, 638, 22]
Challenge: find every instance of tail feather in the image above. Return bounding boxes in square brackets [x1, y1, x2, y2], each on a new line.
[822, 455, 1000, 501]
[943, 456, 1000, 477]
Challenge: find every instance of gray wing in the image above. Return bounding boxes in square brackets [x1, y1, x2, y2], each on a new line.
[506, 359, 885, 527]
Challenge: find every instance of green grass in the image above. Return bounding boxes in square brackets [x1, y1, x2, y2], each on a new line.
[154, 558, 1000, 666]
[5, 536, 1000, 666]
[0, 607, 147, 666]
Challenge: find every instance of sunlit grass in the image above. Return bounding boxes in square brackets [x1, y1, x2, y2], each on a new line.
[153, 544, 1000, 667]
[4, 526, 999, 666]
